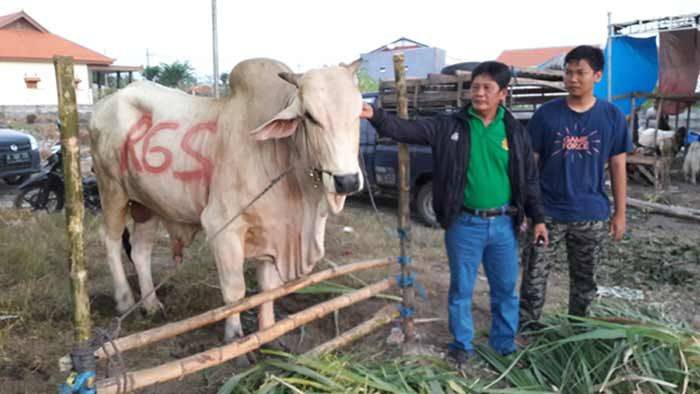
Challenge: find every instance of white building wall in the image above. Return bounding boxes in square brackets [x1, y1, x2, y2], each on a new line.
[0, 61, 93, 106]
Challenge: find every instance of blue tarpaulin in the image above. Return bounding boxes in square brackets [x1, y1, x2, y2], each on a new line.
[594, 36, 658, 116]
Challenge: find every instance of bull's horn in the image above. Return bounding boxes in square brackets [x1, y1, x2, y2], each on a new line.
[342, 58, 363, 75]
[278, 72, 301, 88]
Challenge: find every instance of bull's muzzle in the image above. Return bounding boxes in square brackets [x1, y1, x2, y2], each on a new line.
[333, 173, 361, 194]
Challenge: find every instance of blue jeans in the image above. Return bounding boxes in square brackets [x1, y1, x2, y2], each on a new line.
[445, 212, 519, 354]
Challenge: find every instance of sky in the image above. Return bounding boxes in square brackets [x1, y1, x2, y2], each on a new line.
[2, 0, 698, 79]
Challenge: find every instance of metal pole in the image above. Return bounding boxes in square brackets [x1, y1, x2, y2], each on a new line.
[211, 0, 220, 98]
[630, 94, 638, 145]
[393, 53, 415, 340]
[607, 12, 613, 102]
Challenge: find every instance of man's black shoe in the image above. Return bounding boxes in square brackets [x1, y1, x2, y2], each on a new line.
[519, 320, 548, 334]
[447, 348, 476, 367]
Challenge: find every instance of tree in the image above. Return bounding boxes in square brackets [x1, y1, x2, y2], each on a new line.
[357, 68, 379, 93]
[143, 65, 162, 82]
[219, 72, 230, 96]
[156, 61, 196, 89]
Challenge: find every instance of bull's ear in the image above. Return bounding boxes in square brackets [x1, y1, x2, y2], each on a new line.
[250, 96, 302, 141]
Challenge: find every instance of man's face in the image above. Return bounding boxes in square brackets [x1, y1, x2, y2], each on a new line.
[470, 74, 507, 114]
[564, 59, 602, 98]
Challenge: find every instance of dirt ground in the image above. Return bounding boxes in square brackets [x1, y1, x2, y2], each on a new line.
[1, 153, 699, 393]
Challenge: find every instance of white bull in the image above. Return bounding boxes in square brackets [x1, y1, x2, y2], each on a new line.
[89, 58, 364, 341]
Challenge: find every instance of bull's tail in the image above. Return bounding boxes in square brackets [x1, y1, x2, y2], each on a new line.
[122, 227, 134, 263]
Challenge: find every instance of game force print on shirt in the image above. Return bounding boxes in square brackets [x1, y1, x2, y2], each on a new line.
[551, 123, 601, 160]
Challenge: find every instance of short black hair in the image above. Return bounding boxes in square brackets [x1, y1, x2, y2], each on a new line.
[565, 45, 605, 73]
[471, 61, 511, 90]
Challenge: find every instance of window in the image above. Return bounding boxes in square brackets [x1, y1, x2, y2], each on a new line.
[24, 75, 40, 89]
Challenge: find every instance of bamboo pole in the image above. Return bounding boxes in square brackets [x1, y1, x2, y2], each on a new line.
[95, 277, 395, 393]
[60, 258, 391, 369]
[393, 53, 415, 340]
[54, 56, 90, 343]
[304, 304, 399, 357]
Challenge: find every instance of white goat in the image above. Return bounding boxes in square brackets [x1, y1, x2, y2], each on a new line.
[683, 141, 700, 184]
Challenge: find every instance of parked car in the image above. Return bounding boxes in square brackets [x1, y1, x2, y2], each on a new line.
[0, 128, 41, 185]
[359, 93, 439, 226]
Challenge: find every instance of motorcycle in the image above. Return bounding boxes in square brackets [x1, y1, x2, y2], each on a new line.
[14, 144, 102, 213]
[15, 142, 133, 260]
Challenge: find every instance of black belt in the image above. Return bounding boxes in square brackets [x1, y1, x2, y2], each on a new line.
[462, 206, 517, 218]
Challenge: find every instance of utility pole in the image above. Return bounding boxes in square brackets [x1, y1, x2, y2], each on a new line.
[211, 0, 220, 98]
[146, 48, 151, 68]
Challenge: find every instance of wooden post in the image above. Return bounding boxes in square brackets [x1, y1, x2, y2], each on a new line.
[97, 72, 102, 99]
[630, 94, 638, 145]
[393, 53, 415, 340]
[54, 56, 91, 343]
[675, 102, 680, 129]
[653, 98, 664, 191]
[686, 104, 692, 130]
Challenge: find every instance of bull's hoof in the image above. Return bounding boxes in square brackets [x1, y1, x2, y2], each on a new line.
[232, 353, 255, 368]
[262, 338, 290, 353]
[142, 300, 165, 317]
[115, 293, 136, 315]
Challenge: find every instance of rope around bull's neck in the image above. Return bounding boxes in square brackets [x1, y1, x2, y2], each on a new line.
[207, 166, 295, 242]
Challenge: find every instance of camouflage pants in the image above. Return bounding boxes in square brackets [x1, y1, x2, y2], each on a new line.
[519, 218, 607, 328]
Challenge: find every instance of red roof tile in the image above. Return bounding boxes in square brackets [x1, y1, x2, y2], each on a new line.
[0, 11, 113, 65]
[497, 46, 576, 68]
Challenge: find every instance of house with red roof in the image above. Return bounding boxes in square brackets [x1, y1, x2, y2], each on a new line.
[0, 10, 139, 107]
[496, 46, 577, 69]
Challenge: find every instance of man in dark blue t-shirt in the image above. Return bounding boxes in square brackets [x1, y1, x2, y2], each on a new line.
[519, 45, 633, 330]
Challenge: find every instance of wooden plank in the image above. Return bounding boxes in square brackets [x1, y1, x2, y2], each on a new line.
[95, 278, 396, 394]
[635, 164, 656, 185]
[627, 154, 658, 166]
[59, 258, 393, 370]
[626, 197, 700, 222]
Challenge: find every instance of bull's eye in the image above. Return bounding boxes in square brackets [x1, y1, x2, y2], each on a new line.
[305, 111, 322, 127]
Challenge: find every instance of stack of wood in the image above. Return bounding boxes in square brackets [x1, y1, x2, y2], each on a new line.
[377, 67, 566, 114]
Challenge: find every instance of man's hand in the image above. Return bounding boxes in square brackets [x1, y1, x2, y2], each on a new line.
[360, 103, 374, 119]
[610, 212, 625, 241]
[608, 153, 627, 242]
[533, 223, 549, 247]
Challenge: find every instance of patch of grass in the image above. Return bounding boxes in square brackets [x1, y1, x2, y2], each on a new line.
[0, 213, 110, 341]
[481, 300, 700, 394]
[219, 350, 481, 394]
[219, 300, 699, 394]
